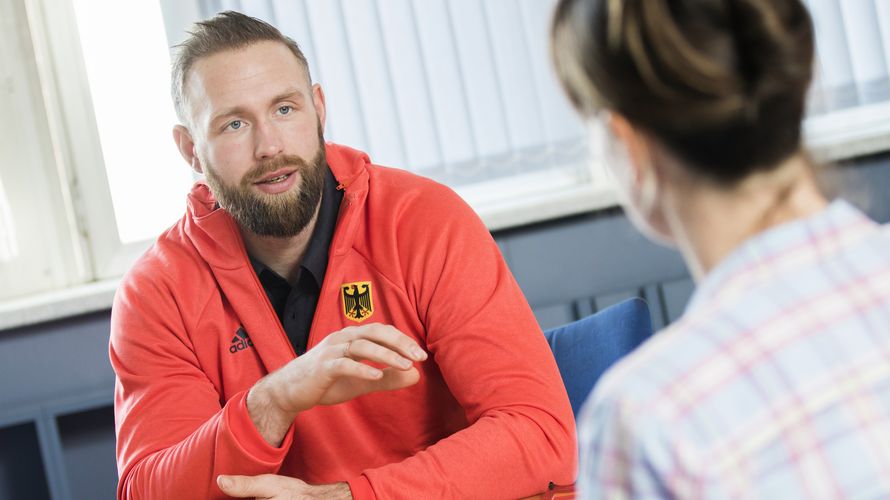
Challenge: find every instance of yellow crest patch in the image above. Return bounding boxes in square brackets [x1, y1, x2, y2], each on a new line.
[341, 281, 374, 323]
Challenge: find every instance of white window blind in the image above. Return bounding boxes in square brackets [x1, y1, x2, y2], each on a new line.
[162, 0, 594, 226]
[806, 0, 890, 110]
[804, 0, 890, 159]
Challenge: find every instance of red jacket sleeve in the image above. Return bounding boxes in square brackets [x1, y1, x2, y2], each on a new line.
[110, 265, 294, 499]
[355, 183, 578, 499]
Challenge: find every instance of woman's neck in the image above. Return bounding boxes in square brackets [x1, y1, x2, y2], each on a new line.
[667, 153, 828, 282]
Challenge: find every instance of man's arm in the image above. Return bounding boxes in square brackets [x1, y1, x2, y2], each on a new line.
[111, 271, 280, 500]
[346, 185, 578, 499]
[112, 267, 424, 499]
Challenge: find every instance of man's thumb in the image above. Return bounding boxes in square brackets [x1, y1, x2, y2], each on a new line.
[217, 474, 263, 497]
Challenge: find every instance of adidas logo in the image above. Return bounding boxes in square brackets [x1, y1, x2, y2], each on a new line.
[229, 327, 254, 354]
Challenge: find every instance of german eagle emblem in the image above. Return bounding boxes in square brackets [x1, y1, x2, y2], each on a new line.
[341, 281, 374, 323]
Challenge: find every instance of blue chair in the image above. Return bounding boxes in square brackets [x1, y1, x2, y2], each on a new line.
[543, 297, 654, 415]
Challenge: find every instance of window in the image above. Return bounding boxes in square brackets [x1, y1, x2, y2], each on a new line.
[1, 0, 889, 307]
[0, 0, 196, 306]
[72, 0, 192, 246]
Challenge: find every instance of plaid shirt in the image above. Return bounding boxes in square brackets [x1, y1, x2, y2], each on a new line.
[578, 200, 890, 499]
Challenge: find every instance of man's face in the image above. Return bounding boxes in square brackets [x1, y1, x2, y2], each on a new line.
[183, 41, 327, 237]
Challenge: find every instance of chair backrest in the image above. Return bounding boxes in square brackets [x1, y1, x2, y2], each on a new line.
[543, 297, 654, 415]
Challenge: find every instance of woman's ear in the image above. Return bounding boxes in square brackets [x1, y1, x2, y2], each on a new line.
[605, 113, 677, 246]
[173, 125, 202, 174]
[609, 115, 661, 212]
[607, 114, 655, 193]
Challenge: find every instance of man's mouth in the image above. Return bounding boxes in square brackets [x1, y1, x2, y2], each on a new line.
[260, 173, 290, 184]
[253, 168, 297, 185]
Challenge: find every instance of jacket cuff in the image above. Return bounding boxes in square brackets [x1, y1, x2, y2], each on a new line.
[346, 475, 375, 500]
[224, 390, 294, 464]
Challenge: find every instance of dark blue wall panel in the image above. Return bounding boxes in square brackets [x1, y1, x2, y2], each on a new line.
[0, 423, 51, 500]
[58, 407, 117, 500]
[0, 312, 114, 413]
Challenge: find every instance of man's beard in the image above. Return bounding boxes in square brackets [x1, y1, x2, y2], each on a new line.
[204, 126, 326, 238]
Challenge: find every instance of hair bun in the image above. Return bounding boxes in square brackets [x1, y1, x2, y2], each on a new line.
[551, 0, 815, 184]
[727, 0, 814, 119]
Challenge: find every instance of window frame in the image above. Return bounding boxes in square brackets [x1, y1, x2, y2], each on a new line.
[0, 0, 91, 302]
[25, 0, 159, 281]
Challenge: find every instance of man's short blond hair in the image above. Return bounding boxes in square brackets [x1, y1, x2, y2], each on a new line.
[171, 10, 311, 126]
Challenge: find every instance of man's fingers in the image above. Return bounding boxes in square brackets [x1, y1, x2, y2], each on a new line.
[324, 356, 384, 380]
[343, 338, 414, 369]
[376, 366, 421, 390]
[354, 367, 421, 393]
[217, 474, 279, 497]
[316, 365, 421, 406]
[323, 358, 421, 392]
[336, 323, 428, 362]
[217, 474, 311, 499]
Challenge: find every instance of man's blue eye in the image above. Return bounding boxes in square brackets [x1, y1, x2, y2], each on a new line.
[229, 120, 242, 130]
[279, 106, 292, 115]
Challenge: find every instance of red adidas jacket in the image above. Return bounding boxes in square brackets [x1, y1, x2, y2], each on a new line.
[110, 143, 577, 499]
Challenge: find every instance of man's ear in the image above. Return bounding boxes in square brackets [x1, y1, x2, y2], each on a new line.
[173, 125, 203, 174]
[312, 83, 327, 132]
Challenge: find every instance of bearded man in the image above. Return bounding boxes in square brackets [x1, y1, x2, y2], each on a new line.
[109, 11, 575, 500]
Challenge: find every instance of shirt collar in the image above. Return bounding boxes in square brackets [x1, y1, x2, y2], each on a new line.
[301, 166, 342, 286]
[685, 199, 874, 316]
[249, 166, 343, 287]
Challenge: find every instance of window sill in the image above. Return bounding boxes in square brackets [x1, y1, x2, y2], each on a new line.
[456, 167, 620, 231]
[805, 101, 890, 162]
[0, 279, 118, 332]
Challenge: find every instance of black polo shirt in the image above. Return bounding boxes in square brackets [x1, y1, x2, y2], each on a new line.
[249, 167, 343, 355]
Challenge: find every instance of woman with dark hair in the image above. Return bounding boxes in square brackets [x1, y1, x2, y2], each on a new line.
[551, 0, 890, 497]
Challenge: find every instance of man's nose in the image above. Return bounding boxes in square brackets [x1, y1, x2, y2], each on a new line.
[253, 120, 284, 160]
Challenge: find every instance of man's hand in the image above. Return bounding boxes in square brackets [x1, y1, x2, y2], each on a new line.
[247, 323, 427, 446]
[217, 474, 352, 499]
